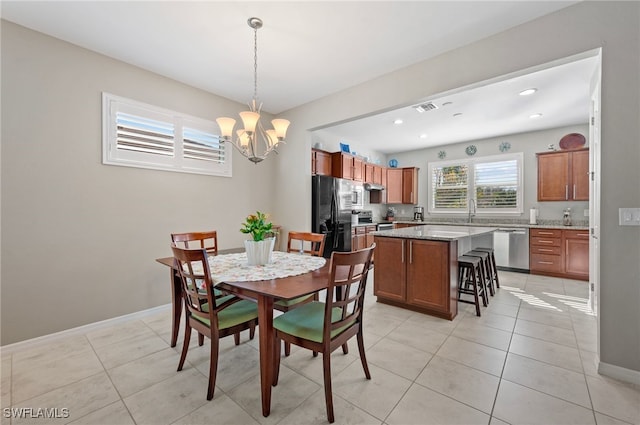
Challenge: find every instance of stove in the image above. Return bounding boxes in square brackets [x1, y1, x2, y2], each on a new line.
[358, 210, 373, 224]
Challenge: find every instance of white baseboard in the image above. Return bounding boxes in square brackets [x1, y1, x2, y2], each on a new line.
[599, 359, 640, 386]
[1, 304, 172, 355]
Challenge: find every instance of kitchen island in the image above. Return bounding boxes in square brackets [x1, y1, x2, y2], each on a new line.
[372, 225, 496, 320]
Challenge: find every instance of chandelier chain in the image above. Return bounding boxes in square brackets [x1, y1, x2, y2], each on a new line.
[253, 24, 258, 102]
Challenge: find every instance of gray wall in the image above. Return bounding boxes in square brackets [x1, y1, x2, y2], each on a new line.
[274, 2, 640, 373]
[389, 124, 589, 222]
[1, 21, 279, 344]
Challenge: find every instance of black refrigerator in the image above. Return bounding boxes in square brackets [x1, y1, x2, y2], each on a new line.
[311, 175, 353, 258]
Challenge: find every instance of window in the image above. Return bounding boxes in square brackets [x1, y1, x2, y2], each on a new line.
[102, 93, 231, 177]
[428, 153, 523, 215]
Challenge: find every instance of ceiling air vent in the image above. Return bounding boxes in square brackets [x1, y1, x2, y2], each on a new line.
[413, 102, 439, 113]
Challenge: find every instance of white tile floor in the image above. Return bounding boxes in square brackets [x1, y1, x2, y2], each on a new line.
[2, 271, 639, 425]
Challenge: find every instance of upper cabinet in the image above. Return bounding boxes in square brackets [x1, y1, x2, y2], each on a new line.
[402, 167, 419, 204]
[364, 163, 384, 185]
[386, 167, 419, 204]
[331, 152, 363, 182]
[537, 148, 589, 201]
[386, 168, 403, 203]
[311, 149, 332, 176]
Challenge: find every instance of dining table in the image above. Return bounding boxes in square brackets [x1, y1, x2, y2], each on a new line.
[156, 249, 330, 417]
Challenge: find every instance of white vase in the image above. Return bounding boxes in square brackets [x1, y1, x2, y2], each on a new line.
[244, 237, 275, 266]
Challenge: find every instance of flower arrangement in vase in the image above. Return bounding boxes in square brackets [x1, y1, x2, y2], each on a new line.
[241, 211, 276, 265]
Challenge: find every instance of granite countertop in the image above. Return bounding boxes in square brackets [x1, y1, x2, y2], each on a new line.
[370, 224, 497, 241]
[387, 219, 589, 231]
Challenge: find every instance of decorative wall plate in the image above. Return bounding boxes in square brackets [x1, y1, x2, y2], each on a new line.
[438, 150, 446, 159]
[499, 141, 511, 152]
[465, 145, 477, 156]
[559, 133, 586, 150]
[388, 158, 398, 168]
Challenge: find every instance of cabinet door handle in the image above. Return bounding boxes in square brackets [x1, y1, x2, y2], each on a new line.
[565, 185, 569, 200]
[573, 184, 576, 199]
[539, 240, 553, 244]
[401, 242, 405, 263]
[539, 261, 554, 265]
[539, 248, 553, 252]
[538, 231, 554, 235]
[409, 241, 413, 264]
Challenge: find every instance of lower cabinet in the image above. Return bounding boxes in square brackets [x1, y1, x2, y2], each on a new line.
[530, 228, 589, 281]
[564, 230, 589, 280]
[352, 225, 377, 252]
[373, 236, 458, 320]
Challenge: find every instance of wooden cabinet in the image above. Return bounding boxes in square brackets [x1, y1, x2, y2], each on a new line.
[564, 230, 589, 280]
[530, 228, 563, 274]
[365, 164, 384, 185]
[571, 149, 589, 201]
[374, 236, 458, 320]
[352, 225, 377, 252]
[331, 152, 363, 181]
[402, 167, 419, 204]
[530, 227, 589, 281]
[386, 167, 419, 204]
[386, 168, 403, 203]
[370, 166, 388, 204]
[406, 239, 452, 313]
[364, 225, 377, 248]
[537, 148, 589, 201]
[311, 149, 332, 176]
[373, 237, 406, 301]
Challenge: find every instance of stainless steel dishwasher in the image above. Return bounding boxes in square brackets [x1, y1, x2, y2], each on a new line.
[493, 228, 530, 272]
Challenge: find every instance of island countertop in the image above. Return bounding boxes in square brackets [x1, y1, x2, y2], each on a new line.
[370, 224, 497, 241]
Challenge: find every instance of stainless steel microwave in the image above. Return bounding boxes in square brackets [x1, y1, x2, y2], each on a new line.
[352, 184, 364, 210]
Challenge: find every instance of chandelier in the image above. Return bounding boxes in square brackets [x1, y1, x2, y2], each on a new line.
[216, 17, 290, 164]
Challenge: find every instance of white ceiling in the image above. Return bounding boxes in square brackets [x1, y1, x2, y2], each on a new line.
[2, 1, 594, 153]
[318, 55, 598, 153]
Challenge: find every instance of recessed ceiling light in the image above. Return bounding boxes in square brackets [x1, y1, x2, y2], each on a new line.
[529, 113, 543, 119]
[442, 102, 453, 107]
[419, 134, 428, 139]
[453, 113, 463, 117]
[520, 88, 538, 96]
[393, 119, 403, 125]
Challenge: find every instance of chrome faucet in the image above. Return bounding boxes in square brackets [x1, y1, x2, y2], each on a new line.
[468, 198, 476, 223]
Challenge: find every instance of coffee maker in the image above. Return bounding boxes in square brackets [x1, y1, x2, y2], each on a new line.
[413, 206, 424, 221]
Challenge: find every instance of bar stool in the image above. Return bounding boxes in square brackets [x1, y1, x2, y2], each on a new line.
[458, 255, 487, 316]
[465, 250, 494, 297]
[472, 247, 500, 290]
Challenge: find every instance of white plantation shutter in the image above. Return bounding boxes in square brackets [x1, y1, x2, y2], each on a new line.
[431, 164, 468, 211]
[103, 93, 231, 177]
[116, 112, 175, 156]
[428, 153, 522, 215]
[474, 159, 519, 210]
[183, 126, 225, 163]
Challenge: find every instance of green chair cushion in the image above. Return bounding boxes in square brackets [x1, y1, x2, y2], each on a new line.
[192, 297, 258, 330]
[274, 294, 314, 308]
[273, 301, 354, 343]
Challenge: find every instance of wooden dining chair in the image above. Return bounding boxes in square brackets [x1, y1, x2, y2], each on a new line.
[272, 244, 375, 423]
[275, 231, 327, 356]
[286, 231, 326, 256]
[171, 231, 226, 346]
[171, 245, 259, 400]
[171, 230, 218, 254]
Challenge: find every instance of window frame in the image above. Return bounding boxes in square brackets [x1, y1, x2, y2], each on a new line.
[102, 93, 232, 177]
[427, 152, 524, 216]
